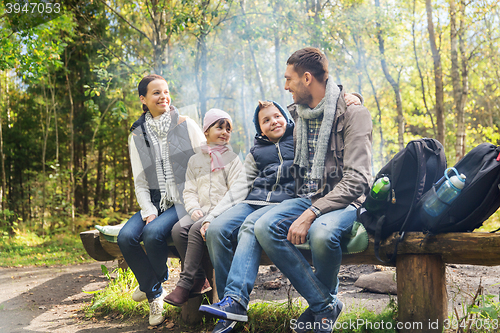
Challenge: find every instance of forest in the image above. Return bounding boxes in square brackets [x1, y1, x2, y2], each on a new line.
[0, 0, 499, 235]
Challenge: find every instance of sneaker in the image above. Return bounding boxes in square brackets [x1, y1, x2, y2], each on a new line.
[189, 278, 213, 297]
[132, 286, 147, 302]
[164, 285, 190, 307]
[292, 307, 314, 333]
[312, 300, 343, 333]
[198, 296, 248, 322]
[212, 319, 236, 333]
[148, 289, 167, 326]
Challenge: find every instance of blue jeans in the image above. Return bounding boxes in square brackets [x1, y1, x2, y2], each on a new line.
[255, 198, 356, 314]
[205, 203, 274, 305]
[117, 205, 186, 300]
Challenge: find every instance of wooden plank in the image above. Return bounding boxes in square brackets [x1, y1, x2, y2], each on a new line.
[80, 230, 115, 261]
[84, 230, 500, 266]
[396, 254, 447, 332]
[376, 232, 500, 266]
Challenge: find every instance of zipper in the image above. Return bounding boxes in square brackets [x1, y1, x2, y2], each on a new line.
[267, 141, 284, 201]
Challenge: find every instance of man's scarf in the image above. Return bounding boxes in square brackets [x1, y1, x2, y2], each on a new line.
[294, 75, 340, 180]
[144, 110, 179, 211]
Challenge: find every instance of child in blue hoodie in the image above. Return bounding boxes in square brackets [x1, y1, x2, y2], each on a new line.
[198, 100, 295, 333]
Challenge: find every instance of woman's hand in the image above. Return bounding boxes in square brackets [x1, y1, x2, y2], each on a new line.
[145, 214, 157, 225]
[200, 222, 210, 241]
[191, 210, 204, 221]
[344, 93, 361, 106]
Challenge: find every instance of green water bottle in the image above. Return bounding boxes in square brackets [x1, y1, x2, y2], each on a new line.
[365, 176, 391, 212]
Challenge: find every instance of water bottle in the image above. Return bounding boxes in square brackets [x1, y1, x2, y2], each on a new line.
[423, 167, 466, 217]
[365, 176, 391, 212]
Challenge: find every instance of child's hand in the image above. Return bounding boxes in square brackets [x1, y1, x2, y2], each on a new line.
[200, 222, 210, 241]
[191, 210, 204, 221]
[344, 93, 361, 106]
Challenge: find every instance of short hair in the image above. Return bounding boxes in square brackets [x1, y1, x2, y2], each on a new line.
[138, 74, 168, 112]
[257, 100, 275, 111]
[286, 47, 329, 83]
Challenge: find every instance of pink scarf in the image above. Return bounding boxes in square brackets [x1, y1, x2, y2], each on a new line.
[201, 144, 229, 172]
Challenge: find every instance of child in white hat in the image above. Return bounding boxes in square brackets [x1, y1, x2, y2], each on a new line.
[165, 108, 243, 306]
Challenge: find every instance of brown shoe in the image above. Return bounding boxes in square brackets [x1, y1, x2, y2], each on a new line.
[164, 285, 190, 307]
[189, 278, 212, 297]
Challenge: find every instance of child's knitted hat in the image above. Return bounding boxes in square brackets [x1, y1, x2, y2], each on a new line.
[203, 108, 232, 132]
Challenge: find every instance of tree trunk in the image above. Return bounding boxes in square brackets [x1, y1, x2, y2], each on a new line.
[41, 88, 52, 228]
[249, 43, 266, 100]
[456, 0, 468, 160]
[241, 52, 252, 152]
[65, 50, 76, 230]
[307, 0, 322, 48]
[95, 146, 103, 214]
[149, 0, 169, 75]
[0, 73, 6, 214]
[196, 33, 209, 118]
[240, 0, 265, 100]
[362, 54, 385, 165]
[426, 0, 446, 147]
[273, 14, 286, 108]
[82, 143, 89, 214]
[375, 0, 404, 151]
[412, 0, 436, 137]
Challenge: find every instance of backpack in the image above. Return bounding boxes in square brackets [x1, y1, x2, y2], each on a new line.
[357, 138, 447, 262]
[417, 143, 500, 234]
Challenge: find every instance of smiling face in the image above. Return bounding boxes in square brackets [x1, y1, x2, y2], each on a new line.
[139, 79, 171, 117]
[258, 105, 287, 143]
[204, 119, 232, 145]
[284, 64, 312, 106]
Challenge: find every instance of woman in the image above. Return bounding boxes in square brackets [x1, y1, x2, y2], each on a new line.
[117, 74, 205, 326]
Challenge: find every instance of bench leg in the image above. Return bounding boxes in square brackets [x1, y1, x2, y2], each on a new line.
[396, 254, 447, 332]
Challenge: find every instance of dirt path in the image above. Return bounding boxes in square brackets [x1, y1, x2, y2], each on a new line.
[1, 261, 499, 332]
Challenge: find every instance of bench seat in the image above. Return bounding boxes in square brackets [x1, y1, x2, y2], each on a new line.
[80, 230, 500, 332]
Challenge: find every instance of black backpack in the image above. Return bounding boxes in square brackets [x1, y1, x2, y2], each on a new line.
[417, 143, 500, 234]
[357, 138, 447, 262]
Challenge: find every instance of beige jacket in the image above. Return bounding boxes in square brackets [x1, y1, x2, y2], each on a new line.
[289, 87, 373, 215]
[183, 146, 243, 217]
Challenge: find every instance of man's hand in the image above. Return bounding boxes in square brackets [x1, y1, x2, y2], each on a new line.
[191, 210, 204, 221]
[200, 222, 210, 241]
[344, 93, 361, 106]
[146, 214, 157, 225]
[287, 209, 317, 245]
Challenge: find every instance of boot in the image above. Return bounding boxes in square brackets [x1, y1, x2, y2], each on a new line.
[189, 278, 212, 297]
[164, 285, 190, 307]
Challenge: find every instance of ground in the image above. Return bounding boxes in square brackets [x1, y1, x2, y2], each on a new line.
[1, 261, 499, 332]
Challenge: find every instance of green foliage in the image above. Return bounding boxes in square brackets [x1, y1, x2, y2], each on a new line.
[83, 266, 182, 322]
[0, 229, 93, 267]
[1, 0, 500, 243]
[84, 270, 400, 333]
[336, 299, 398, 333]
[447, 284, 500, 333]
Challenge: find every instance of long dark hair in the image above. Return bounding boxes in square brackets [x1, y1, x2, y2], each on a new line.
[138, 74, 168, 112]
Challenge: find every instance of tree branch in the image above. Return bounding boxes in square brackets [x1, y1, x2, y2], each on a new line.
[99, 0, 153, 45]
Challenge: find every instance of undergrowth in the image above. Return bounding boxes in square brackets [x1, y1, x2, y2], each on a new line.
[84, 266, 401, 332]
[0, 229, 93, 267]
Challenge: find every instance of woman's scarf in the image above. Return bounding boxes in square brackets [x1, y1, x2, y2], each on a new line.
[144, 110, 179, 211]
[294, 75, 340, 180]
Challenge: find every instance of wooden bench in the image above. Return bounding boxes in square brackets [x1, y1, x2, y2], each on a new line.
[80, 229, 500, 332]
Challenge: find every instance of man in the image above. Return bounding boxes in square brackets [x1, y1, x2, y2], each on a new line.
[254, 47, 372, 333]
